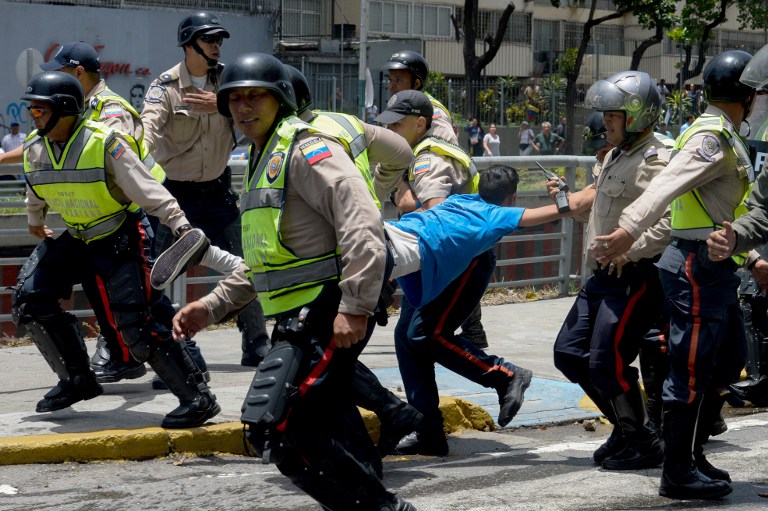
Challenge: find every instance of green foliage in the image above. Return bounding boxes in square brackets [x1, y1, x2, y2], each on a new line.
[505, 104, 526, 124]
[557, 48, 579, 77]
[477, 88, 499, 119]
[425, 71, 449, 103]
[667, 89, 693, 124]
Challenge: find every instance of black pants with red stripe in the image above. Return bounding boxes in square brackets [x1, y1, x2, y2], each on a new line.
[657, 239, 747, 403]
[553, 257, 665, 400]
[15, 211, 175, 362]
[394, 249, 522, 432]
[267, 284, 396, 508]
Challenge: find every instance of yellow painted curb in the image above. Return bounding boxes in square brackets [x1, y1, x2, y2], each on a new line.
[0, 397, 495, 465]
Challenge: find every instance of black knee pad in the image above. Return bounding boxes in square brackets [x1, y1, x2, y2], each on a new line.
[104, 262, 155, 361]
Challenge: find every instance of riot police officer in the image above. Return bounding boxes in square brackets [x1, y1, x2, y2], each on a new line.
[13, 71, 219, 428]
[552, 71, 670, 472]
[173, 53, 414, 510]
[597, 51, 759, 499]
[141, 12, 271, 369]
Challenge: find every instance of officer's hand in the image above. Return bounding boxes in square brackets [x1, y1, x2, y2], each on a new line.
[707, 221, 736, 261]
[750, 259, 768, 291]
[173, 301, 210, 341]
[607, 253, 629, 278]
[546, 178, 561, 202]
[183, 89, 218, 114]
[593, 228, 635, 265]
[333, 312, 368, 348]
[28, 224, 52, 239]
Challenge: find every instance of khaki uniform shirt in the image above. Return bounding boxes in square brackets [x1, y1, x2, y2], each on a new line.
[203, 129, 386, 319]
[140, 61, 233, 182]
[25, 122, 188, 233]
[583, 131, 671, 266]
[201, 261, 257, 324]
[410, 128, 474, 204]
[360, 121, 413, 203]
[86, 80, 141, 140]
[620, 107, 751, 242]
[430, 103, 458, 144]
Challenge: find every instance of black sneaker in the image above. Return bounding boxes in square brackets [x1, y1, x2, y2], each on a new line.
[150, 228, 209, 290]
[394, 431, 449, 457]
[497, 367, 533, 427]
[36, 376, 104, 413]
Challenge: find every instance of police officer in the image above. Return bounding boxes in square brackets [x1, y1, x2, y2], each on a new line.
[550, 71, 669, 473]
[596, 52, 759, 499]
[383, 50, 489, 350]
[173, 53, 414, 510]
[37, 41, 178, 384]
[286, 65, 425, 455]
[14, 71, 219, 428]
[141, 12, 271, 368]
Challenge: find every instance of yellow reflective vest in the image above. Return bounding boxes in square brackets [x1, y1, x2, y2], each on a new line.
[241, 117, 378, 317]
[24, 119, 141, 243]
[670, 113, 754, 263]
[411, 136, 479, 192]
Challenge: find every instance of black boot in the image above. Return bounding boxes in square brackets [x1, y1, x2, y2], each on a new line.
[639, 343, 669, 436]
[602, 382, 663, 470]
[147, 340, 220, 428]
[238, 300, 272, 367]
[151, 338, 209, 389]
[574, 378, 624, 464]
[659, 400, 732, 500]
[26, 314, 104, 413]
[394, 429, 449, 457]
[694, 393, 731, 482]
[90, 334, 147, 383]
[353, 362, 424, 457]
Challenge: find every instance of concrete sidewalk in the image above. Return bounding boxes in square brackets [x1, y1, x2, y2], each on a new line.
[0, 297, 599, 464]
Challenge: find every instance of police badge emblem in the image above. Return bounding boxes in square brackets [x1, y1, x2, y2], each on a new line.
[267, 153, 284, 183]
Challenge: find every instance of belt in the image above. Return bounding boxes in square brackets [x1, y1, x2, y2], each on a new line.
[670, 237, 705, 252]
[165, 177, 227, 196]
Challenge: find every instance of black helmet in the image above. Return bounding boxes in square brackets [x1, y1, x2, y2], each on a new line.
[284, 65, 312, 115]
[22, 71, 84, 136]
[704, 50, 754, 103]
[178, 12, 230, 47]
[383, 50, 429, 90]
[217, 53, 297, 118]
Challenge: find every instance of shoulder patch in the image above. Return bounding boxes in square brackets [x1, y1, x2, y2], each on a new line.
[642, 146, 658, 161]
[697, 135, 720, 162]
[145, 85, 166, 104]
[266, 152, 284, 183]
[299, 137, 332, 165]
[433, 106, 447, 120]
[103, 104, 125, 119]
[158, 73, 178, 85]
[107, 137, 126, 160]
[90, 96, 103, 111]
[413, 156, 432, 175]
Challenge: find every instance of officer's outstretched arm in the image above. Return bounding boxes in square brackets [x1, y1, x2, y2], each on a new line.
[0, 145, 23, 165]
[172, 301, 210, 341]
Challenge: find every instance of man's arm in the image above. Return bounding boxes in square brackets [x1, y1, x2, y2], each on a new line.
[364, 122, 413, 203]
[731, 167, 768, 254]
[519, 187, 595, 227]
[0, 145, 23, 165]
[139, 80, 172, 154]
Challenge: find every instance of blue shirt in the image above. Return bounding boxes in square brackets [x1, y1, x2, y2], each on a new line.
[390, 194, 524, 307]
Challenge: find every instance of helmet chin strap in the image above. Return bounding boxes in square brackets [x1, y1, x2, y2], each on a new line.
[191, 41, 218, 69]
[37, 111, 61, 137]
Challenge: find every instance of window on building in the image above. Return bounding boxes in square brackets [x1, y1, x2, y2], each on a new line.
[720, 29, 766, 55]
[454, 9, 532, 44]
[534, 19, 559, 52]
[370, 2, 453, 38]
[282, 0, 324, 38]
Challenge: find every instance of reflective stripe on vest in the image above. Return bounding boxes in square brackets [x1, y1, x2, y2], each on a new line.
[310, 111, 380, 209]
[411, 136, 480, 192]
[24, 120, 141, 243]
[669, 113, 753, 263]
[240, 117, 343, 317]
[88, 88, 166, 183]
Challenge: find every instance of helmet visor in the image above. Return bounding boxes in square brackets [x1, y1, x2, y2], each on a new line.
[584, 80, 629, 111]
[741, 45, 768, 91]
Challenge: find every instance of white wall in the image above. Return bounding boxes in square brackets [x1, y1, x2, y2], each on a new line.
[0, 2, 272, 136]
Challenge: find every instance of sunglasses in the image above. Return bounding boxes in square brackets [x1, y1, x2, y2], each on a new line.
[198, 34, 224, 45]
[27, 106, 50, 119]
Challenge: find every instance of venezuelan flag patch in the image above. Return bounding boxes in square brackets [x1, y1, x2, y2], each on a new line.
[413, 156, 431, 175]
[103, 106, 124, 119]
[107, 138, 126, 159]
[299, 138, 332, 165]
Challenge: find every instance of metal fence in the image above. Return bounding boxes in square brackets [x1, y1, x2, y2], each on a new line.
[0, 155, 594, 328]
